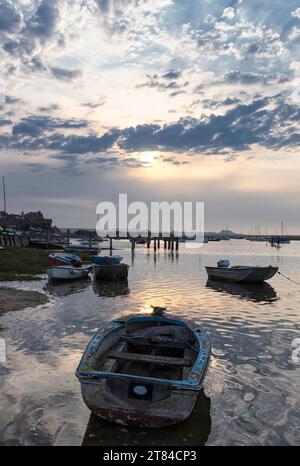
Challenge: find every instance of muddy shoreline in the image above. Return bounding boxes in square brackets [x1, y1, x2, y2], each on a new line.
[0, 287, 49, 314]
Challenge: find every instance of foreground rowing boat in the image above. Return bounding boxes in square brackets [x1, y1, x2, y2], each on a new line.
[76, 310, 211, 427]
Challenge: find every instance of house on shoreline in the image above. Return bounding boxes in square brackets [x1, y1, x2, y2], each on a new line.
[0, 210, 59, 233]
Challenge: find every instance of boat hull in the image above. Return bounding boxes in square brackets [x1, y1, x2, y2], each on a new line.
[81, 380, 197, 427]
[93, 263, 129, 280]
[205, 266, 278, 283]
[47, 265, 91, 281]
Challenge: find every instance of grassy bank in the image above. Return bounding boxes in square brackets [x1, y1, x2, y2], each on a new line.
[0, 248, 92, 281]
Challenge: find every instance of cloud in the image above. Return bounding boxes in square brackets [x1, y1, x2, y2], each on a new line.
[292, 8, 300, 19]
[0, 0, 22, 33]
[12, 115, 88, 137]
[136, 71, 188, 96]
[0, 118, 11, 126]
[222, 7, 236, 20]
[224, 71, 270, 85]
[3, 96, 300, 159]
[27, 0, 59, 39]
[51, 67, 82, 81]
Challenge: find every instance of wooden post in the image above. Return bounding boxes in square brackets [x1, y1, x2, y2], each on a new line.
[157, 239, 160, 249]
[131, 238, 135, 251]
[67, 229, 70, 246]
[164, 240, 167, 249]
[147, 239, 151, 248]
[154, 238, 157, 252]
[110, 238, 113, 255]
[89, 231, 92, 248]
[176, 239, 179, 251]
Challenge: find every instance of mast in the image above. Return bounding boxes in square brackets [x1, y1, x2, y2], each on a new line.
[2, 176, 6, 212]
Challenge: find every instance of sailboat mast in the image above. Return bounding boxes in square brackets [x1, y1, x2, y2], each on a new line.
[2, 176, 6, 213]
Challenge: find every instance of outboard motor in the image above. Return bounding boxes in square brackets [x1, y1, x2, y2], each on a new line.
[217, 259, 230, 268]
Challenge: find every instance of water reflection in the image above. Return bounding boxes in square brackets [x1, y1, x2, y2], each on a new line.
[44, 277, 91, 297]
[206, 279, 278, 303]
[92, 279, 130, 298]
[81, 389, 211, 446]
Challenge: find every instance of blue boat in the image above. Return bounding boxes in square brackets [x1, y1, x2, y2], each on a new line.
[92, 255, 123, 265]
[76, 308, 211, 427]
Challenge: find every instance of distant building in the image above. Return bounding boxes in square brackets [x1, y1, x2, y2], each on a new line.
[0, 210, 54, 232]
[21, 211, 52, 230]
[0, 211, 22, 229]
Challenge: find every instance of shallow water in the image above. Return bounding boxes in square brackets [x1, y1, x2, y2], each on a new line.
[0, 240, 299, 445]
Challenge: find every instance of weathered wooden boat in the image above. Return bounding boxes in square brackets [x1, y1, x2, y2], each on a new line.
[205, 265, 278, 283]
[48, 252, 82, 267]
[76, 309, 211, 427]
[47, 265, 92, 281]
[93, 263, 129, 281]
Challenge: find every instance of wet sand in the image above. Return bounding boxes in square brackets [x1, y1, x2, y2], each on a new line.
[0, 287, 49, 313]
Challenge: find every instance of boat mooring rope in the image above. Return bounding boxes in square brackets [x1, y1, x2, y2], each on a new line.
[278, 271, 300, 287]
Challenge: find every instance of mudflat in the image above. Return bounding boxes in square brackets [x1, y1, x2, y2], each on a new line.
[0, 287, 49, 313]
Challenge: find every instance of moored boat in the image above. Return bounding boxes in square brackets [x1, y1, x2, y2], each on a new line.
[93, 263, 129, 280]
[48, 252, 82, 267]
[76, 308, 211, 427]
[92, 255, 123, 265]
[47, 265, 92, 281]
[206, 260, 278, 283]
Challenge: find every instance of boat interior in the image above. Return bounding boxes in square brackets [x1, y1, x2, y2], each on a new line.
[93, 319, 199, 403]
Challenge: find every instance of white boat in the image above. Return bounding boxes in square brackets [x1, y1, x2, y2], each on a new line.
[205, 265, 278, 283]
[47, 265, 92, 281]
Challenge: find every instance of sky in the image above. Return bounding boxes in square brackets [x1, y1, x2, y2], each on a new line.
[0, 0, 300, 232]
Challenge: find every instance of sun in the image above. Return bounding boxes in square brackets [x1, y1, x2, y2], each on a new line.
[139, 152, 158, 165]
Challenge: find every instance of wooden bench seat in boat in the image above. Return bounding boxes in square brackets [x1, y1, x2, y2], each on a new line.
[107, 350, 192, 367]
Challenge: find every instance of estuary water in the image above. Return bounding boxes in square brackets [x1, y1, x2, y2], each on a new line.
[0, 239, 299, 446]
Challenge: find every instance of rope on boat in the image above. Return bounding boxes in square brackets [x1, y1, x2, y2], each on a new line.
[278, 271, 300, 287]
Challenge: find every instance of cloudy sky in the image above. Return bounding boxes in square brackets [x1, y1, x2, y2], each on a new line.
[1, 0, 300, 232]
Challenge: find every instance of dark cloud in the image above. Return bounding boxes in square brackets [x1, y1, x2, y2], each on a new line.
[137, 72, 187, 96]
[12, 116, 88, 137]
[0, 0, 22, 33]
[27, 0, 59, 39]
[0, 118, 11, 126]
[4, 97, 300, 158]
[51, 67, 82, 81]
[81, 101, 106, 109]
[225, 71, 268, 85]
[2, 0, 59, 58]
[162, 70, 182, 80]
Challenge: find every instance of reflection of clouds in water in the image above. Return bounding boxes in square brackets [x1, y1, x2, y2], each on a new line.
[82, 389, 211, 446]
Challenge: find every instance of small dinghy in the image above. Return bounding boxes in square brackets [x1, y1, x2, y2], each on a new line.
[47, 265, 92, 281]
[76, 308, 211, 427]
[48, 252, 82, 267]
[206, 259, 278, 283]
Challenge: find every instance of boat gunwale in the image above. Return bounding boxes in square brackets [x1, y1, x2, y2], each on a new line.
[76, 316, 211, 390]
